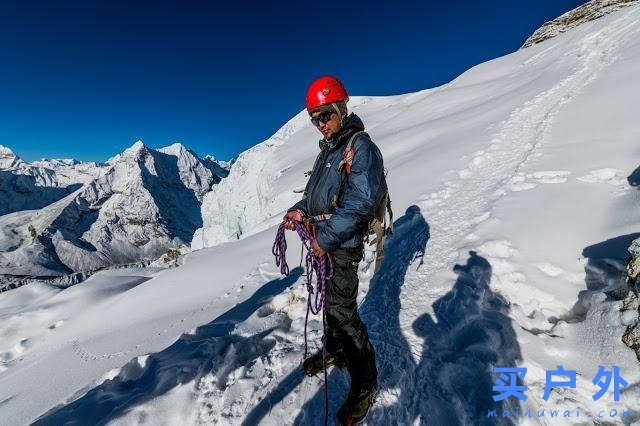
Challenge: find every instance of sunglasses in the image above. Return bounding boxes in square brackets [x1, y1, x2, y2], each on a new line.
[310, 110, 335, 127]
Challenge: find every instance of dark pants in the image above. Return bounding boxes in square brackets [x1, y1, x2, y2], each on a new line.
[325, 246, 378, 389]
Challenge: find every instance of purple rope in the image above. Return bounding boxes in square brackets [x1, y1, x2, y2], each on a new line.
[272, 220, 334, 322]
[273, 218, 334, 425]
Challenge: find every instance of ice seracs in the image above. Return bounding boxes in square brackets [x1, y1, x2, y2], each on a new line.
[192, 109, 313, 249]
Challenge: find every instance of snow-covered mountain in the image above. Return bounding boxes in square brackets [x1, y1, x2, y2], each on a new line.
[0, 145, 107, 187]
[2, 1, 640, 425]
[0, 145, 107, 216]
[31, 157, 108, 186]
[0, 145, 25, 169]
[0, 141, 229, 279]
[203, 155, 233, 172]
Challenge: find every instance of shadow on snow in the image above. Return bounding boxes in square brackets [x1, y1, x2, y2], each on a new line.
[627, 165, 640, 188]
[32, 267, 303, 425]
[35, 203, 525, 425]
[561, 233, 640, 325]
[249, 205, 522, 425]
[570, 234, 640, 422]
[555, 233, 640, 326]
[407, 250, 521, 425]
[0, 170, 82, 216]
[245, 205, 431, 425]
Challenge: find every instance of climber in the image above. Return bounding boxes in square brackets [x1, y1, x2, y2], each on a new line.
[284, 76, 385, 425]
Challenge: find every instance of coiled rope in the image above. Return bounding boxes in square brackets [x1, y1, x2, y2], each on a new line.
[272, 218, 334, 425]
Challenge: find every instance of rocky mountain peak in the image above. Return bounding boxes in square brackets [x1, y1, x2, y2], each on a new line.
[0, 145, 15, 156]
[522, 0, 638, 48]
[159, 142, 190, 156]
[0, 145, 24, 169]
[121, 140, 149, 158]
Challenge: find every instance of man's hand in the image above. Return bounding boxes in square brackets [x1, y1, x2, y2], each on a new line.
[283, 210, 302, 230]
[311, 239, 326, 258]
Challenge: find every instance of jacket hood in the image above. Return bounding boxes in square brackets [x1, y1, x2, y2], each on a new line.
[339, 113, 365, 134]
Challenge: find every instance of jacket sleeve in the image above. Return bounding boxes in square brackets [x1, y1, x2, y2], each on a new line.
[288, 196, 308, 216]
[316, 136, 383, 252]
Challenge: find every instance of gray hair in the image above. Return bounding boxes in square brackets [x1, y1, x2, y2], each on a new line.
[310, 101, 348, 118]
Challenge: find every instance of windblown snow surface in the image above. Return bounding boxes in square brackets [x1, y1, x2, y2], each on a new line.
[2, 3, 640, 425]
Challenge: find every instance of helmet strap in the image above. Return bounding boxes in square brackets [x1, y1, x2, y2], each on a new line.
[332, 103, 344, 127]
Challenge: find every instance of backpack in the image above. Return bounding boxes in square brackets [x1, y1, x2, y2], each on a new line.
[336, 131, 394, 273]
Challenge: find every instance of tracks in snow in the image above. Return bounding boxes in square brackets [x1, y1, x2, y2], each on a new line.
[365, 8, 639, 425]
[191, 10, 640, 425]
[401, 4, 637, 346]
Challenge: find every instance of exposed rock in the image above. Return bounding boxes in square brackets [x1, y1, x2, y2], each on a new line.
[621, 279, 640, 361]
[522, 0, 638, 48]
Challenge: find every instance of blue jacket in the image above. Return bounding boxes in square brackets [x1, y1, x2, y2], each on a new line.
[289, 113, 384, 253]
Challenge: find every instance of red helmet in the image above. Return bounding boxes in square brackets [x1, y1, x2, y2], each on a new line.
[306, 76, 349, 112]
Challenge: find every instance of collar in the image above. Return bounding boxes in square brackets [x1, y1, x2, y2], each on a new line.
[319, 139, 337, 151]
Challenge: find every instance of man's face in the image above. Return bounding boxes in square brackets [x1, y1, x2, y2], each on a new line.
[311, 109, 341, 140]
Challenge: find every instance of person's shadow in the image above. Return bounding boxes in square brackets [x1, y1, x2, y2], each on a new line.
[31, 267, 303, 425]
[409, 251, 521, 425]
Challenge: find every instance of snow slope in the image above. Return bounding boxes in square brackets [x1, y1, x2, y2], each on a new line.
[2, 2, 640, 425]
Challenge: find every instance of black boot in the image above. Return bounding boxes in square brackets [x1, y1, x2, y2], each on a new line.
[336, 380, 378, 425]
[302, 349, 346, 377]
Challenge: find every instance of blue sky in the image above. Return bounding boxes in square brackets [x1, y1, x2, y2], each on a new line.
[1, 0, 586, 163]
